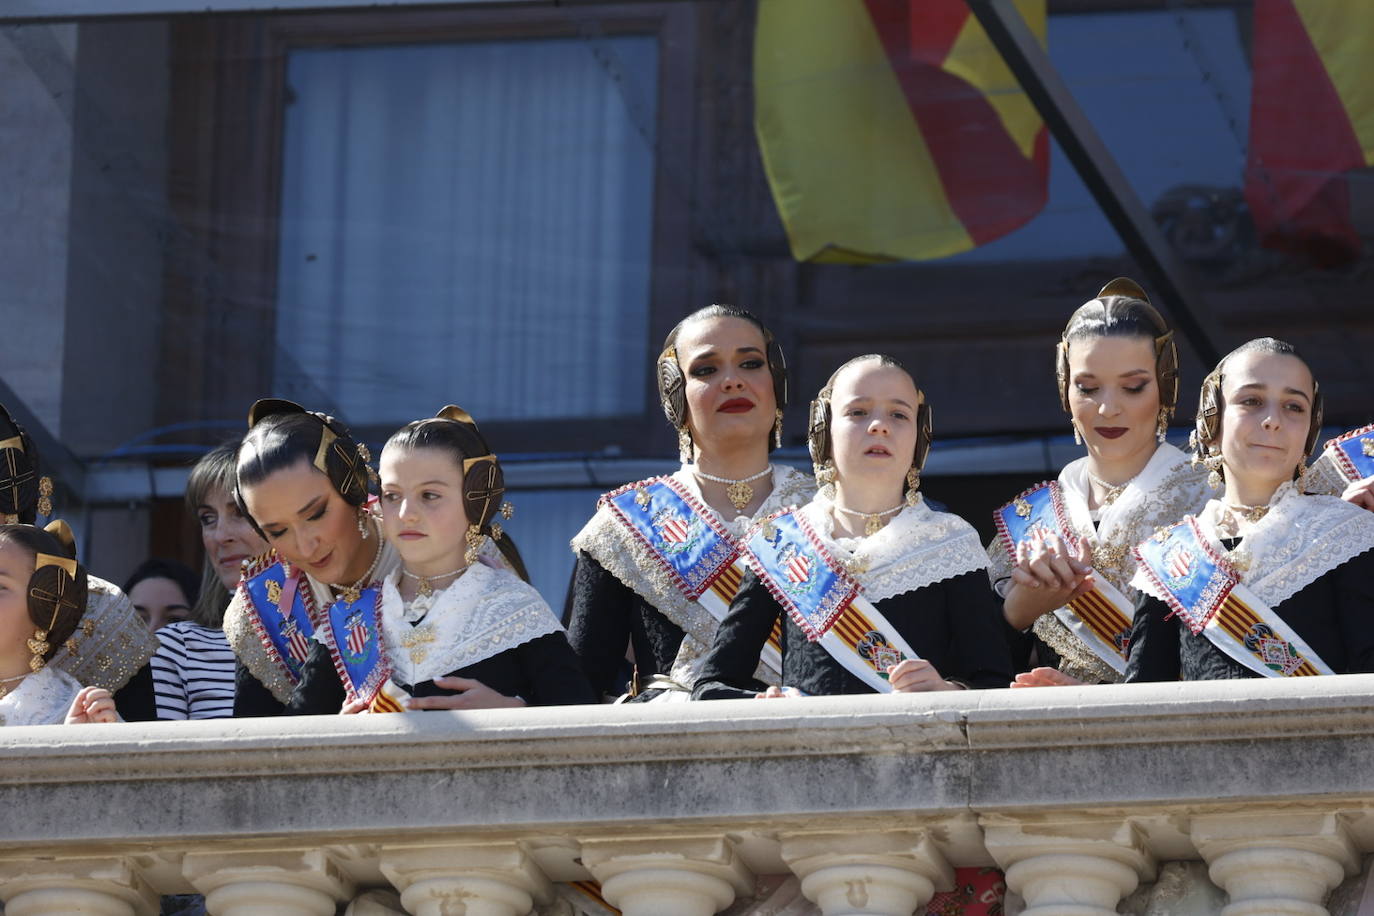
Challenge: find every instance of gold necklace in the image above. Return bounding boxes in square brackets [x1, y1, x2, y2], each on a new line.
[694, 466, 771, 512]
[402, 565, 466, 598]
[329, 537, 383, 604]
[833, 500, 905, 537]
[1084, 469, 1138, 507]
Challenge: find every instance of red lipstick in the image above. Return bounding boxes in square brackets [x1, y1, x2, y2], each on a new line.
[1095, 427, 1129, 440]
[718, 398, 755, 413]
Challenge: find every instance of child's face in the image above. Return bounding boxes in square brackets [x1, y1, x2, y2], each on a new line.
[0, 540, 36, 665]
[379, 446, 470, 572]
[827, 360, 920, 491]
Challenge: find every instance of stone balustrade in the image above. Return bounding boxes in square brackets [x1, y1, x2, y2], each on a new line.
[4, 675, 1374, 915]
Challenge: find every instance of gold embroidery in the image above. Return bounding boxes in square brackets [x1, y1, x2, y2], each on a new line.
[266, 579, 282, 608]
[634, 486, 651, 508]
[1014, 497, 1032, 518]
[400, 625, 437, 664]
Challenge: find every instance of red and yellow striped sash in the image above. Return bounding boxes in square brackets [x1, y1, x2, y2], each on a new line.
[1066, 588, 1133, 661]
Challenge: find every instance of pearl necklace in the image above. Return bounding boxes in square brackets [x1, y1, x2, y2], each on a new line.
[833, 500, 905, 537]
[329, 536, 383, 605]
[693, 466, 771, 512]
[1084, 468, 1139, 507]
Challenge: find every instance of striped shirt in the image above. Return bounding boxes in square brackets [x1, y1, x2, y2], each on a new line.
[151, 622, 236, 720]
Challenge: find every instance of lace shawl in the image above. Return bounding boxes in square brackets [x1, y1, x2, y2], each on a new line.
[380, 564, 563, 686]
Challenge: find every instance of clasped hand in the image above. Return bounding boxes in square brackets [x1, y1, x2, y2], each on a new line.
[1003, 531, 1095, 630]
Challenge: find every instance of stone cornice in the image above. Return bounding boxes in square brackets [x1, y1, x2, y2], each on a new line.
[3, 676, 1374, 856]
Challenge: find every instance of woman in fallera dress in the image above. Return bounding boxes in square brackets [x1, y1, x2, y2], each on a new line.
[566, 305, 813, 701]
[1126, 338, 1374, 681]
[693, 353, 1011, 700]
[288, 406, 595, 713]
[987, 279, 1214, 686]
[224, 399, 400, 716]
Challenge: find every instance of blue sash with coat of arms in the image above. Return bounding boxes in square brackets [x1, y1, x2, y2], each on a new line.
[1134, 519, 1334, 677]
[321, 586, 390, 704]
[603, 477, 740, 602]
[994, 481, 1137, 672]
[242, 559, 316, 684]
[744, 510, 918, 693]
[1323, 423, 1374, 484]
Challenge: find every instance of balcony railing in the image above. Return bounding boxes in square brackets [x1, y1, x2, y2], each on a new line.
[4, 675, 1374, 915]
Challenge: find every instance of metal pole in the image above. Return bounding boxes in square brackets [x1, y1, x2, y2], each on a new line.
[967, 0, 1227, 367]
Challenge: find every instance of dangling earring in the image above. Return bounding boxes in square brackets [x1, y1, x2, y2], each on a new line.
[1156, 410, 1169, 444]
[1295, 459, 1309, 493]
[464, 523, 486, 565]
[27, 628, 50, 672]
[357, 508, 370, 539]
[1204, 452, 1224, 491]
[677, 427, 693, 465]
[773, 410, 784, 449]
[37, 477, 54, 517]
[814, 460, 837, 499]
[1072, 420, 1083, 446]
[905, 467, 921, 507]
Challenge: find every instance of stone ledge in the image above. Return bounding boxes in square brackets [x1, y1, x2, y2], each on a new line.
[2, 676, 1373, 854]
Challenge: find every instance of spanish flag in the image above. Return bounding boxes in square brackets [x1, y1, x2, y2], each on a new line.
[1246, 0, 1374, 266]
[755, 0, 1049, 264]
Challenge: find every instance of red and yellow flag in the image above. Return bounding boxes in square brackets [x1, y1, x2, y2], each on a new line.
[1246, 0, 1374, 266]
[754, 0, 1049, 264]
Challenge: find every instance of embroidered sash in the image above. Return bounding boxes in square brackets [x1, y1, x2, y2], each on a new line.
[1134, 519, 1335, 678]
[603, 477, 783, 677]
[319, 586, 392, 706]
[1322, 423, 1374, 485]
[241, 559, 317, 685]
[994, 481, 1135, 672]
[745, 510, 918, 693]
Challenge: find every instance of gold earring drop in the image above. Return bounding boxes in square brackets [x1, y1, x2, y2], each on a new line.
[905, 467, 921, 506]
[1156, 410, 1169, 444]
[677, 427, 693, 464]
[464, 523, 485, 565]
[1072, 420, 1083, 446]
[773, 409, 783, 449]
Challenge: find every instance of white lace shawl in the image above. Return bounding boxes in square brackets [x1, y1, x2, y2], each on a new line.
[380, 563, 563, 687]
[1132, 482, 1374, 609]
[0, 666, 82, 727]
[570, 464, 815, 650]
[800, 492, 988, 603]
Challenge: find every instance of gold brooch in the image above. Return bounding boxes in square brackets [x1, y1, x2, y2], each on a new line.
[634, 487, 651, 508]
[1362, 436, 1374, 458]
[1014, 497, 1032, 518]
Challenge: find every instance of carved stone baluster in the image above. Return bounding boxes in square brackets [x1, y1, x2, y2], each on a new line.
[581, 836, 753, 916]
[780, 831, 954, 916]
[183, 849, 354, 916]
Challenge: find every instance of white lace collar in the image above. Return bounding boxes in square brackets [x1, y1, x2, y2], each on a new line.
[799, 492, 987, 603]
[1185, 482, 1374, 609]
[670, 463, 816, 539]
[0, 667, 82, 727]
[380, 563, 563, 687]
[1060, 443, 1192, 542]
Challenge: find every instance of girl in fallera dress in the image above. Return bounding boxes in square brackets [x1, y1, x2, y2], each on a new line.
[224, 399, 400, 716]
[0, 401, 160, 719]
[1127, 338, 1374, 681]
[694, 354, 1011, 700]
[0, 522, 119, 726]
[289, 406, 595, 713]
[987, 279, 1214, 687]
[566, 305, 813, 701]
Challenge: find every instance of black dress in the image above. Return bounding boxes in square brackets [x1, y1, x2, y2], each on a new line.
[287, 630, 598, 714]
[693, 569, 1013, 700]
[565, 551, 687, 699]
[233, 664, 286, 717]
[1126, 544, 1374, 681]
